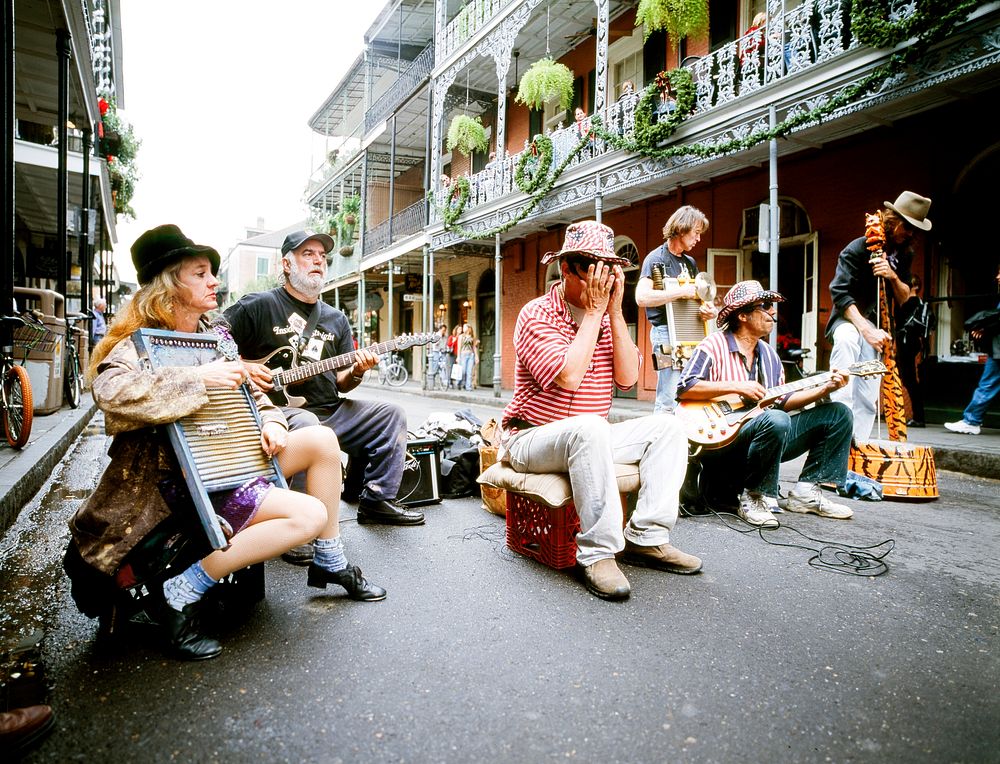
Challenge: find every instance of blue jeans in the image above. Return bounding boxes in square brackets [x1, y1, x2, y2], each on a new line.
[650, 323, 680, 414]
[963, 357, 1000, 425]
[460, 352, 476, 390]
[699, 402, 853, 501]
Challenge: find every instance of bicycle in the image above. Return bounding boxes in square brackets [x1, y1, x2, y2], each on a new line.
[426, 351, 449, 391]
[1, 312, 46, 448]
[377, 351, 408, 387]
[64, 313, 93, 409]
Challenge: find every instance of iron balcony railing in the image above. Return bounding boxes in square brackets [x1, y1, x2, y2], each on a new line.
[432, 0, 854, 223]
[365, 44, 435, 135]
[363, 199, 426, 255]
[439, 0, 513, 63]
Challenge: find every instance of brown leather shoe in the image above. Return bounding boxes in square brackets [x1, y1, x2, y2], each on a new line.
[581, 558, 631, 601]
[0, 704, 55, 755]
[620, 541, 703, 574]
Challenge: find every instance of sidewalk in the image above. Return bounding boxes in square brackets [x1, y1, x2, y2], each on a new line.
[2, 380, 998, 539]
[378, 378, 1000, 482]
[0, 392, 98, 536]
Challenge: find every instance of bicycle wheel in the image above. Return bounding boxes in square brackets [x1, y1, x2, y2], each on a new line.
[3, 364, 34, 448]
[65, 353, 82, 409]
[386, 363, 408, 387]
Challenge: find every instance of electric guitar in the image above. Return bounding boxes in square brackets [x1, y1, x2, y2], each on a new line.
[676, 360, 887, 450]
[249, 332, 437, 408]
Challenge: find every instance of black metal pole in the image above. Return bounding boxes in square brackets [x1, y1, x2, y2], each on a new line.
[3, 0, 14, 327]
[80, 128, 91, 316]
[56, 29, 70, 304]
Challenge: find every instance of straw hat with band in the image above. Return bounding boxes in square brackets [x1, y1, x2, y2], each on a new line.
[131, 224, 220, 285]
[540, 220, 631, 267]
[884, 191, 932, 231]
[716, 280, 785, 328]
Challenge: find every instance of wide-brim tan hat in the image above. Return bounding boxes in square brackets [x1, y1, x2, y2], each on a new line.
[884, 191, 932, 231]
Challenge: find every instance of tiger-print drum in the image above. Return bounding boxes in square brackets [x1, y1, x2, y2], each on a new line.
[849, 440, 938, 500]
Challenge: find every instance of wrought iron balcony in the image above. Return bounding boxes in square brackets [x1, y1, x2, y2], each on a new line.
[430, 0, 878, 224]
[363, 199, 426, 256]
[365, 45, 435, 135]
[439, 0, 514, 62]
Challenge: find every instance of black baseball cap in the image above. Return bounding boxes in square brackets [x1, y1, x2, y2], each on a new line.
[281, 229, 335, 256]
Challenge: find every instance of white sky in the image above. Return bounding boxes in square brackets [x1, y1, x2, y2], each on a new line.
[112, 1, 382, 282]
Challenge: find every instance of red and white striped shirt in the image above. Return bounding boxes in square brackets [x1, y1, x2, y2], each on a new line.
[502, 283, 637, 429]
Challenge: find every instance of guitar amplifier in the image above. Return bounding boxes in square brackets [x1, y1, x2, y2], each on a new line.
[397, 438, 442, 507]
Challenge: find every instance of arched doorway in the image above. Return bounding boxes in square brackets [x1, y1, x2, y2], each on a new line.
[477, 269, 495, 388]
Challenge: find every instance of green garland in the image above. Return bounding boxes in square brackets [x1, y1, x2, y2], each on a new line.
[440, 176, 471, 228]
[433, 0, 987, 239]
[514, 135, 554, 194]
[632, 68, 696, 149]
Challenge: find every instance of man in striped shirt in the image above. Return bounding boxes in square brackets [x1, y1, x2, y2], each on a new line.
[677, 280, 855, 527]
[500, 221, 699, 602]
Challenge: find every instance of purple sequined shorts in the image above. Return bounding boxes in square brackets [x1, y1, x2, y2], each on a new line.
[159, 476, 273, 539]
[210, 476, 273, 537]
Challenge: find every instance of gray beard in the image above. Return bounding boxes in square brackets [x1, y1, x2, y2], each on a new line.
[287, 266, 323, 299]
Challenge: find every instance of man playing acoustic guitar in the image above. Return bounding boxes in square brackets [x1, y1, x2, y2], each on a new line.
[224, 230, 424, 549]
[677, 281, 856, 527]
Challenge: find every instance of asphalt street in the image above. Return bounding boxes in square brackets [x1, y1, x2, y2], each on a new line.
[1, 390, 998, 763]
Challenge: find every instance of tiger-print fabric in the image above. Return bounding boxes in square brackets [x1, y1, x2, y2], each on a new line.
[878, 279, 908, 442]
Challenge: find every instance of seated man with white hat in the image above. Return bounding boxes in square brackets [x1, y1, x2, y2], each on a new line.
[677, 280, 856, 527]
[499, 220, 700, 602]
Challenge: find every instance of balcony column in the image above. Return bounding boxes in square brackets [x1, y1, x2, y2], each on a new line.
[388, 114, 396, 243]
[80, 129, 92, 316]
[359, 273, 366, 345]
[359, 152, 368, 258]
[57, 29, 71, 302]
[387, 262, 393, 342]
[493, 233, 502, 397]
[434, 0, 447, 68]
[423, 246, 433, 390]
[593, 0, 610, 115]
[3, 0, 13, 325]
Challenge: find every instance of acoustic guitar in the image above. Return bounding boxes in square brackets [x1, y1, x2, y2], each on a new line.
[249, 332, 437, 408]
[677, 360, 887, 449]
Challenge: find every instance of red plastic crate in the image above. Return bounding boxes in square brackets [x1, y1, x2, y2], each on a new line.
[505, 492, 580, 570]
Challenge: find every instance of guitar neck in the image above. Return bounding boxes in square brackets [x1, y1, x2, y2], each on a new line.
[762, 371, 835, 402]
[276, 339, 401, 385]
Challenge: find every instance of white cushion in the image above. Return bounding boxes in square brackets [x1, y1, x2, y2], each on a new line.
[477, 462, 640, 508]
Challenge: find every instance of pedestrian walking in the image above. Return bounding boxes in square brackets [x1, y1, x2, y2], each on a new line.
[946, 263, 1000, 434]
[458, 323, 479, 390]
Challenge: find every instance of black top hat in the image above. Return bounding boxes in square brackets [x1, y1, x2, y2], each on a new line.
[131, 224, 220, 285]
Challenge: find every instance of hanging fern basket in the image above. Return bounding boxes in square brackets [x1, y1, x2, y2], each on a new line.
[635, 0, 709, 44]
[515, 57, 575, 112]
[447, 115, 489, 157]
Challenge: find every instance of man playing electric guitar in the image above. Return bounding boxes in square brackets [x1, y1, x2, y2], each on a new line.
[224, 229, 424, 551]
[677, 281, 855, 527]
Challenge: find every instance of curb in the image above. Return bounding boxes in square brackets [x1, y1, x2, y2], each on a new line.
[0, 400, 97, 537]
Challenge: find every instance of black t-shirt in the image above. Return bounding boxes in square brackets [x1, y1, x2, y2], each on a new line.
[224, 287, 355, 408]
[639, 244, 698, 326]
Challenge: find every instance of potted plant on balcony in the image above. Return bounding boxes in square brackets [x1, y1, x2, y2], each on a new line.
[341, 194, 361, 227]
[635, 0, 709, 44]
[515, 57, 574, 111]
[447, 115, 488, 157]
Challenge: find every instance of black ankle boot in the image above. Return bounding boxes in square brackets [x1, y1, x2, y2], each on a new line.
[156, 599, 222, 661]
[307, 564, 387, 601]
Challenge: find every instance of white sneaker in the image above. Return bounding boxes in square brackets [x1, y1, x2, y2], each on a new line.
[738, 490, 778, 528]
[779, 484, 853, 519]
[944, 420, 981, 435]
